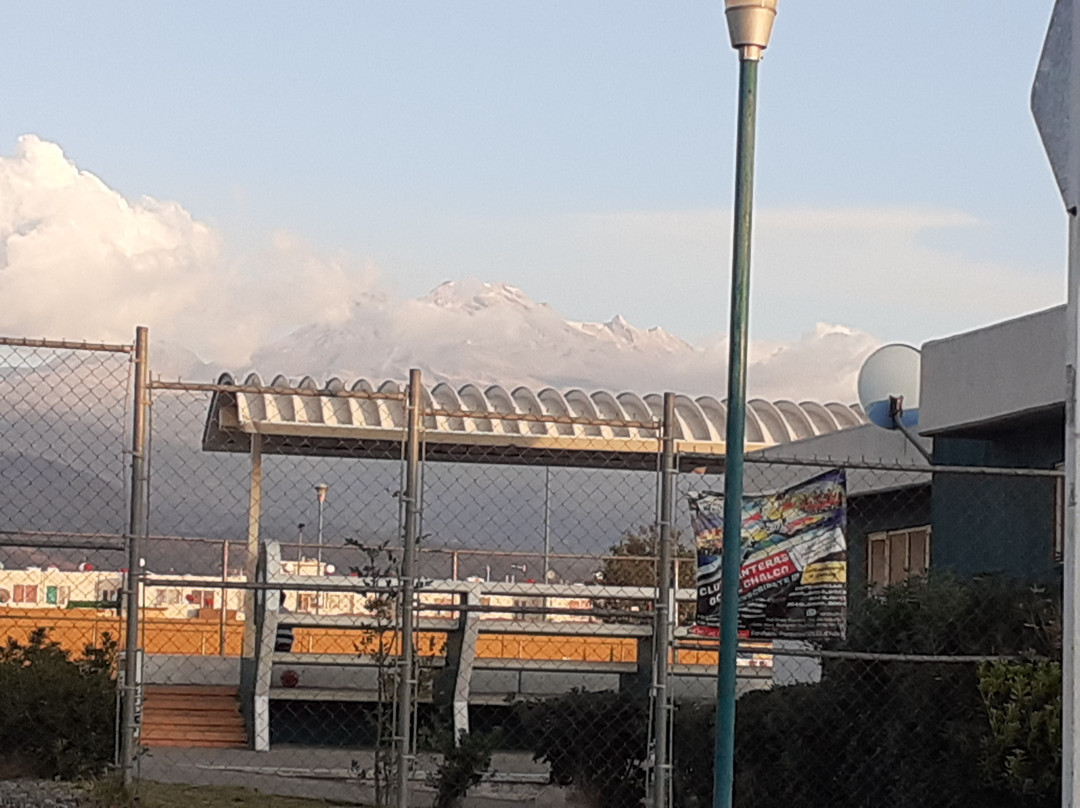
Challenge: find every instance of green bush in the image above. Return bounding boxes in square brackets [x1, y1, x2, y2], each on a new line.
[979, 658, 1061, 802]
[514, 574, 1063, 808]
[709, 574, 1062, 808]
[0, 627, 118, 779]
[514, 689, 649, 808]
[428, 730, 498, 808]
[724, 661, 1001, 808]
[842, 574, 1060, 658]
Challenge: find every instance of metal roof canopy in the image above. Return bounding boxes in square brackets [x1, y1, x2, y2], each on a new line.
[195, 369, 867, 668]
[200, 372, 865, 472]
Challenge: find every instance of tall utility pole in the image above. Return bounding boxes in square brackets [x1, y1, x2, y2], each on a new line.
[714, 3, 778, 808]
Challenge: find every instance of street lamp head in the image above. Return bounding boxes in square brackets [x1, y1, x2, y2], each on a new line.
[314, 483, 329, 503]
[724, 0, 778, 61]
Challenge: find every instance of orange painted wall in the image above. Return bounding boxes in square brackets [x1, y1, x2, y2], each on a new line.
[0, 609, 721, 667]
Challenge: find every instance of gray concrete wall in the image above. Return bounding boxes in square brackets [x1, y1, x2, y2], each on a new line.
[920, 305, 1065, 435]
[144, 654, 240, 686]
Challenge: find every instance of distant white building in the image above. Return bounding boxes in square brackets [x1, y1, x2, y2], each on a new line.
[143, 572, 248, 619]
[0, 560, 599, 622]
[0, 566, 123, 608]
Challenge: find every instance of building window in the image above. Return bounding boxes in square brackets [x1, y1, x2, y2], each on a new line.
[868, 527, 931, 591]
[186, 590, 216, 609]
[324, 593, 352, 614]
[13, 585, 38, 604]
[154, 589, 184, 607]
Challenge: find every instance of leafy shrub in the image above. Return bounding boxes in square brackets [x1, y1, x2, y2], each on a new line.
[725, 660, 1001, 808]
[516, 574, 1063, 808]
[0, 628, 117, 779]
[842, 573, 1060, 658]
[979, 658, 1061, 802]
[514, 689, 649, 808]
[428, 730, 498, 808]
[705, 574, 1060, 808]
[669, 701, 712, 808]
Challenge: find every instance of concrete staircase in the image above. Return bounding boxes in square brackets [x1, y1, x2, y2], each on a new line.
[141, 685, 248, 748]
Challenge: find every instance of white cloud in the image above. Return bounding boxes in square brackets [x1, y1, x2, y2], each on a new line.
[0, 136, 220, 344]
[9, 136, 1001, 402]
[0, 136, 372, 367]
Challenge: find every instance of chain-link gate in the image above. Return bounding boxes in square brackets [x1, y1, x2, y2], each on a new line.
[0, 335, 135, 782]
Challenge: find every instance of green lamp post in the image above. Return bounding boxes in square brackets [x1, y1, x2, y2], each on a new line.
[714, 2, 778, 808]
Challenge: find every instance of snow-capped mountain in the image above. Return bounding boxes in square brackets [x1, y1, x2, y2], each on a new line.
[249, 279, 879, 402]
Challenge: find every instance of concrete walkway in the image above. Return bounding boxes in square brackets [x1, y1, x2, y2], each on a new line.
[136, 746, 583, 807]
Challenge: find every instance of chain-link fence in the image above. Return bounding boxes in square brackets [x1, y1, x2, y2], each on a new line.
[0, 328, 1064, 807]
[0, 336, 134, 781]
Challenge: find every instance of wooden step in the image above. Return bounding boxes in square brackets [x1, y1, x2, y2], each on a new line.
[142, 736, 248, 749]
[142, 711, 244, 728]
[140, 684, 247, 749]
[143, 696, 240, 712]
[141, 725, 248, 748]
[144, 685, 239, 697]
[142, 727, 248, 743]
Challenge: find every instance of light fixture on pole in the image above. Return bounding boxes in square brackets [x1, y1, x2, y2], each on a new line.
[723, 0, 777, 61]
[715, 3, 777, 808]
[314, 483, 329, 568]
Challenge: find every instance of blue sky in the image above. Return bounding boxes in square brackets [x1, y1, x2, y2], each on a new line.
[0, 0, 1067, 349]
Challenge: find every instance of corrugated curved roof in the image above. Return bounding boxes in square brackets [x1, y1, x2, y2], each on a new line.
[203, 372, 865, 470]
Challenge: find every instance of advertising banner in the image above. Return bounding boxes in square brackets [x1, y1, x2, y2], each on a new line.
[689, 469, 847, 640]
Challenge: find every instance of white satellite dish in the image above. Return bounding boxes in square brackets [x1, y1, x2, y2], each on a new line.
[858, 344, 921, 430]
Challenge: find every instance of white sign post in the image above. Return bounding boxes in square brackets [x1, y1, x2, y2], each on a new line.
[1033, 1, 1080, 805]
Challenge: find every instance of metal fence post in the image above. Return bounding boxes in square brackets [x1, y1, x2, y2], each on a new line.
[219, 540, 229, 656]
[652, 393, 677, 808]
[397, 368, 422, 808]
[121, 325, 149, 783]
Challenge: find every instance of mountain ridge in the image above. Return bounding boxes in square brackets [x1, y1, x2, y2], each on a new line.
[245, 279, 878, 403]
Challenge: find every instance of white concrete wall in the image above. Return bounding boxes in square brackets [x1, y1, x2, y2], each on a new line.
[919, 305, 1065, 435]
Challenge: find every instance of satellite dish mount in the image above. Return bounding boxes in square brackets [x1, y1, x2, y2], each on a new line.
[857, 345, 932, 464]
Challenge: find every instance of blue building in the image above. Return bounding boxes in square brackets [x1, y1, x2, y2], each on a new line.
[921, 306, 1064, 584]
[749, 304, 1066, 599]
